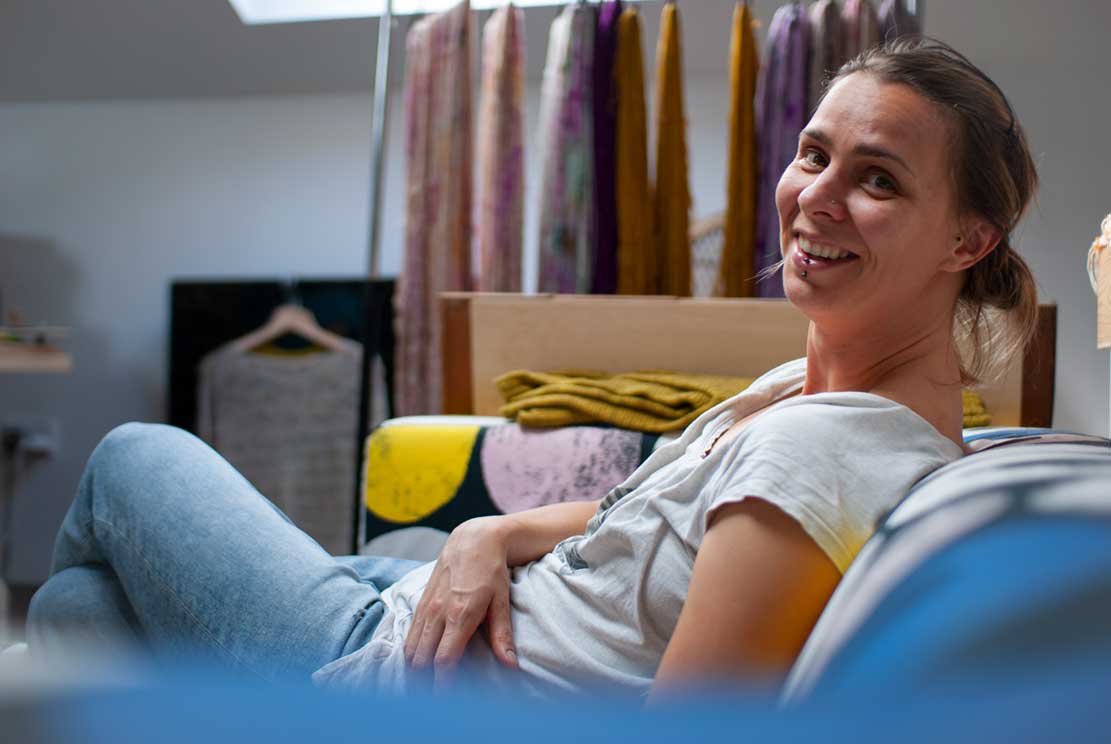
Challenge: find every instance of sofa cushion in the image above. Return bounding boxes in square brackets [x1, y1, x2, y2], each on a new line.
[360, 416, 672, 548]
[781, 429, 1111, 703]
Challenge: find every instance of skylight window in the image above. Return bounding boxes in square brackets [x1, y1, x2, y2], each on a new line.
[228, 0, 640, 25]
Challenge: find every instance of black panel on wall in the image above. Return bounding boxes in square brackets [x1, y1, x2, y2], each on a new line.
[168, 278, 396, 554]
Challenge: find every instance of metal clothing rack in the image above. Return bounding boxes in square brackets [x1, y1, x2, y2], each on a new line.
[355, 0, 926, 551]
[361, 0, 923, 278]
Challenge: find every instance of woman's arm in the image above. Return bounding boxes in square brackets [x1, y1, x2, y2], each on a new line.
[648, 497, 841, 702]
[499, 498, 601, 565]
[404, 498, 600, 686]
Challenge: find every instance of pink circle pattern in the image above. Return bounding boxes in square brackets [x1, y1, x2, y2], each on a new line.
[480, 425, 644, 513]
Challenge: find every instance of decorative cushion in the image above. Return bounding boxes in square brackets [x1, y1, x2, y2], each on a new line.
[360, 416, 667, 546]
[782, 428, 1111, 703]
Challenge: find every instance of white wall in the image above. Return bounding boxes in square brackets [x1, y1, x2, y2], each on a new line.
[929, 0, 1111, 439]
[0, 94, 383, 583]
[2, 0, 1110, 584]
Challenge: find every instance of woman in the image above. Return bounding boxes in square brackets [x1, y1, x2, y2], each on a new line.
[27, 38, 1038, 700]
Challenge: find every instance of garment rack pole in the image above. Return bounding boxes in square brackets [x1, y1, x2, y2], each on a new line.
[354, 0, 393, 553]
[366, 0, 394, 279]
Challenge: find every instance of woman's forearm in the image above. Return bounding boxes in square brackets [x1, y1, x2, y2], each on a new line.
[494, 499, 601, 567]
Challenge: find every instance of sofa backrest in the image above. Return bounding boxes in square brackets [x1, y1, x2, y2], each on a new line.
[781, 430, 1111, 704]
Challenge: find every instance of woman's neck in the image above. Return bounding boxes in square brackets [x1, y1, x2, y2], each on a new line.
[801, 318, 966, 446]
[804, 308, 959, 390]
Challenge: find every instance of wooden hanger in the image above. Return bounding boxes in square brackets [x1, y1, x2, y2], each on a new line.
[229, 293, 351, 355]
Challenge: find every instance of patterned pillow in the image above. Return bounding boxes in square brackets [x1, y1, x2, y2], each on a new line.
[360, 416, 663, 551]
[361, 402, 1000, 552]
[781, 429, 1111, 704]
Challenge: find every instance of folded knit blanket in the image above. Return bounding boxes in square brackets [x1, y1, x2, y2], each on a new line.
[497, 369, 994, 433]
[496, 370, 754, 433]
[962, 389, 992, 428]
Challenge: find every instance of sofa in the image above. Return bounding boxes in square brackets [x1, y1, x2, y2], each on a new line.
[6, 423, 1110, 742]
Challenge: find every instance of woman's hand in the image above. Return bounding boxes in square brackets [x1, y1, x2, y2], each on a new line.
[403, 516, 519, 686]
[402, 498, 601, 687]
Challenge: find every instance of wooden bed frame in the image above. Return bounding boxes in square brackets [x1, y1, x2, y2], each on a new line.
[441, 293, 1057, 428]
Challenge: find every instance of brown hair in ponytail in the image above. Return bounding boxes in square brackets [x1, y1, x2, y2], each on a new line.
[822, 37, 1040, 385]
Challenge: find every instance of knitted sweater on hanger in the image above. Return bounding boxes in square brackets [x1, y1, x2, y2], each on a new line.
[197, 339, 363, 555]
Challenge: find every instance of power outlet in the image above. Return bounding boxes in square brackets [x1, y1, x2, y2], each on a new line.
[0, 415, 60, 459]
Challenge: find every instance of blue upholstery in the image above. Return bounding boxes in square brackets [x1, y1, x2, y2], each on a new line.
[783, 430, 1111, 702]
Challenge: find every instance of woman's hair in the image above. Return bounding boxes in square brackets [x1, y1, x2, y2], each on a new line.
[822, 37, 1040, 385]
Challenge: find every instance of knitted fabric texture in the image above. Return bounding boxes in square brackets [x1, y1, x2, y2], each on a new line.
[498, 369, 994, 432]
[537, 4, 596, 293]
[719, 1, 760, 298]
[496, 370, 754, 432]
[475, 5, 525, 292]
[395, 3, 474, 416]
[961, 390, 992, 428]
[615, 8, 655, 294]
[652, 2, 692, 296]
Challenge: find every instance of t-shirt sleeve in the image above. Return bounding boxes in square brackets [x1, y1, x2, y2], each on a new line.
[696, 400, 951, 573]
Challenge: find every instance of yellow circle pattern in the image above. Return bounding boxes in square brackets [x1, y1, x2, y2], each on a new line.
[363, 424, 481, 523]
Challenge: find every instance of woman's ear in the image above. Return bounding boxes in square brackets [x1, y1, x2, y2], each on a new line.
[940, 216, 1002, 273]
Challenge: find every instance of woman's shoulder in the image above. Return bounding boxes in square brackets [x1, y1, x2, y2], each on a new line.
[742, 390, 962, 459]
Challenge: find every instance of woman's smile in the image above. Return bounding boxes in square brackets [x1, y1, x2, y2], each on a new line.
[798, 234, 857, 260]
[791, 232, 861, 275]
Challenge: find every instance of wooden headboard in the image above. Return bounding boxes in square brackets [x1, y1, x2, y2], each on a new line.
[441, 293, 1057, 428]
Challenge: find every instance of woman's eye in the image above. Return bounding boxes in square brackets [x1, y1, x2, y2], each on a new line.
[864, 171, 898, 193]
[800, 149, 828, 169]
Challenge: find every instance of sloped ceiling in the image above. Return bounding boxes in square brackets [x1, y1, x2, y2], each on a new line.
[0, 0, 744, 101]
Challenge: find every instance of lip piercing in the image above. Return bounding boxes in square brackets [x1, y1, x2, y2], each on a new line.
[801, 271, 808, 277]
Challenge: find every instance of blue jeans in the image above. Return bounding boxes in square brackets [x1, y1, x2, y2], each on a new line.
[26, 422, 422, 681]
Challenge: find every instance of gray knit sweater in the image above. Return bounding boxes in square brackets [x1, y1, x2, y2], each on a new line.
[197, 339, 362, 555]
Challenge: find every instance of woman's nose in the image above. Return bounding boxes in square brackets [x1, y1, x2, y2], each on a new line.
[798, 172, 848, 222]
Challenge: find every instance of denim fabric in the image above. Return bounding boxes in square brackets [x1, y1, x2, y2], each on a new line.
[26, 422, 421, 681]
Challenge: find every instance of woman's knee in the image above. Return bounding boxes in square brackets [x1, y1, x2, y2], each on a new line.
[68, 423, 201, 540]
[90, 423, 194, 474]
[26, 578, 59, 634]
[27, 566, 144, 657]
[28, 565, 135, 634]
[82, 423, 198, 500]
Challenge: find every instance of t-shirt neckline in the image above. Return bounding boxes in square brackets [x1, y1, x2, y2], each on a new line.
[710, 361, 964, 459]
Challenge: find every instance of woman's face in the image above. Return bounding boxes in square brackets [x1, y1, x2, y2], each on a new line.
[775, 72, 968, 335]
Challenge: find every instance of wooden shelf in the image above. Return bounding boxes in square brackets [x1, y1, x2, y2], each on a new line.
[0, 342, 72, 374]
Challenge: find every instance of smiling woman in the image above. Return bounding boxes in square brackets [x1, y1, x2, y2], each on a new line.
[26, 37, 1042, 704]
[774, 38, 1039, 391]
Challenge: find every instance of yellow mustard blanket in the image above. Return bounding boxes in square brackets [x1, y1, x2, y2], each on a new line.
[962, 389, 992, 428]
[496, 370, 751, 433]
[497, 370, 993, 433]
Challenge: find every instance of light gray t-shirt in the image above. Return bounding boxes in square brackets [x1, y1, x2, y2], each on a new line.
[312, 358, 964, 697]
